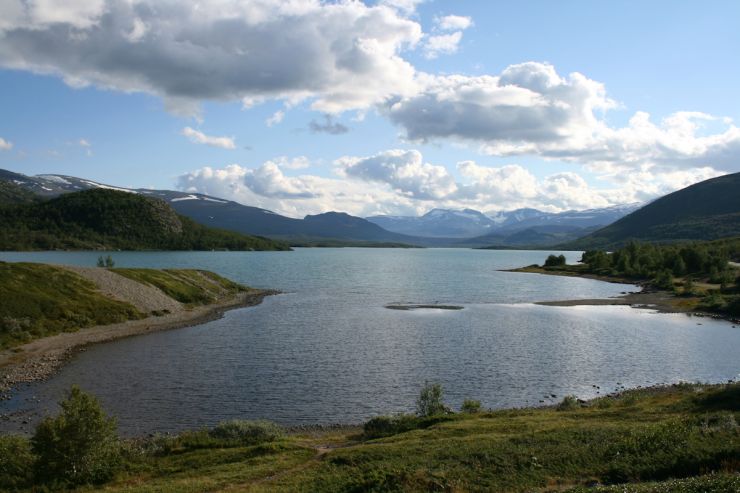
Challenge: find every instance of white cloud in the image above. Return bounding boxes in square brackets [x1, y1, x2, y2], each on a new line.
[0, 137, 13, 150]
[435, 15, 472, 31]
[0, 0, 422, 116]
[387, 62, 740, 177]
[423, 31, 463, 59]
[176, 149, 723, 218]
[266, 110, 285, 127]
[337, 149, 457, 200]
[78, 138, 91, 147]
[181, 127, 236, 149]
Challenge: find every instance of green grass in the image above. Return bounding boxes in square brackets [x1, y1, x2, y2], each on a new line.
[112, 269, 250, 306]
[0, 262, 143, 349]
[4, 383, 735, 492]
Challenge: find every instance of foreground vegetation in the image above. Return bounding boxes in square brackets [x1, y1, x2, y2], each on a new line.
[0, 188, 290, 251]
[0, 262, 253, 349]
[1, 382, 737, 492]
[530, 238, 740, 318]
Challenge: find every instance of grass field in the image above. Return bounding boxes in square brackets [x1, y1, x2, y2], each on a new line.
[2, 382, 733, 492]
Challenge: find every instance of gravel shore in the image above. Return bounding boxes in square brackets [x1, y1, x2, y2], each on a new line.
[0, 265, 277, 397]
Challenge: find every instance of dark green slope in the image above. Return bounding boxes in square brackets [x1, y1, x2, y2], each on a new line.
[0, 189, 291, 251]
[564, 172, 740, 249]
[0, 180, 39, 206]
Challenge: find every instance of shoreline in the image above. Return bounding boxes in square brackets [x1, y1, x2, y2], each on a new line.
[0, 289, 278, 397]
[505, 265, 739, 322]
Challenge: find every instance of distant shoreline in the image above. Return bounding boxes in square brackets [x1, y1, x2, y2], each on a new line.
[505, 265, 738, 322]
[0, 289, 277, 397]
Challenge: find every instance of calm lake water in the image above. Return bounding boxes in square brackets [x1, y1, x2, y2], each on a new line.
[1, 249, 739, 435]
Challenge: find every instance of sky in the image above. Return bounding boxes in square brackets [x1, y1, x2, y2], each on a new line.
[0, 0, 739, 218]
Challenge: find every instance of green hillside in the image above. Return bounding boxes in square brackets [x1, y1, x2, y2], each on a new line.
[0, 189, 291, 251]
[0, 180, 39, 206]
[564, 172, 740, 249]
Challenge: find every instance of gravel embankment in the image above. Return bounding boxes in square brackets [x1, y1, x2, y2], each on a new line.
[0, 267, 276, 396]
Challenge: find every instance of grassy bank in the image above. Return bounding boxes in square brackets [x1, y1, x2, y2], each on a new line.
[2, 383, 737, 492]
[0, 262, 143, 349]
[0, 262, 255, 349]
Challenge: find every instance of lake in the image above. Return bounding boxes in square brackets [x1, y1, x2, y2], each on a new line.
[1, 248, 738, 435]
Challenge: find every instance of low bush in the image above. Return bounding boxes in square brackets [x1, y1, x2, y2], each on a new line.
[460, 399, 482, 413]
[557, 395, 580, 411]
[363, 414, 454, 439]
[209, 420, 284, 445]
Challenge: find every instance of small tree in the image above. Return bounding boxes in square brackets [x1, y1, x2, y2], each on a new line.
[31, 386, 120, 486]
[105, 255, 115, 268]
[416, 382, 447, 417]
[96, 256, 105, 268]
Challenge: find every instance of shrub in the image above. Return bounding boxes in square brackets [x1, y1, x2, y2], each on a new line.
[460, 399, 482, 414]
[557, 395, 580, 411]
[363, 414, 453, 439]
[0, 435, 34, 490]
[416, 382, 447, 417]
[653, 269, 674, 290]
[209, 420, 283, 445]
[31, 386, 120, 486]
[544, 254, 567, 267]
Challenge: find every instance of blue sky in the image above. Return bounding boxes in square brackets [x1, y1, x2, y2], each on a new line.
[0, 0, 738, 217]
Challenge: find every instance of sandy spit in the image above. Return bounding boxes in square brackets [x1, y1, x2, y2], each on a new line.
[0, 288, 277, 396]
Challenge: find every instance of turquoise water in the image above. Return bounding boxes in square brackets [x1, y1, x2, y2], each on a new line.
[1, 249, 738, 435]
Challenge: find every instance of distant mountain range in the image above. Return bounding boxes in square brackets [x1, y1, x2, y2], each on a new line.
[562, 172, 740, 249]
[367, 204, 641, 239]
[8, 167, 734, 250]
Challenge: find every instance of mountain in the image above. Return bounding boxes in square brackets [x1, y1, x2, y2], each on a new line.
[0, 169, 422, 246]
[563, 172, 740, 249]
[367, 204, 641, 239]
[0, 188, 290, 251]
[0, 180, 39, 206]
[367, 208, 498, 238]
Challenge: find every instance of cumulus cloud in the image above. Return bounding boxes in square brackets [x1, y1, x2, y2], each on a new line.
[387, 62, 740, 175]
[309, 115, 349, 135]
[181, 127, 236, 149]
[435, 15, 472, 31]
[423, 31, 463, 59]
[176, 149, 722, 218]
[337, 149, 457, 200]
[0, 137, 13, 150]
[0, 0, 422, 116]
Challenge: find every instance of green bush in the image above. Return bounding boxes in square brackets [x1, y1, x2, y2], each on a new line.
[557, 395, 580, 411]
[460, 399, 482, 413]
[209, 420, 284, 445]
[416, 382, 447, 417]
[0, 435, 34, 490]
[31, 386, 120, 486]
[363, 414, 453, 439]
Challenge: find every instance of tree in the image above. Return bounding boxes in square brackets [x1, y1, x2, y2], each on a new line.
[96, 256, 105, 268]
[544, 254, 566, 267]
[105, 255, 115, 268]
[416, 382, 447, 417]
[31, 386, 120, 486]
